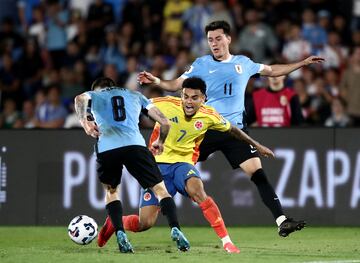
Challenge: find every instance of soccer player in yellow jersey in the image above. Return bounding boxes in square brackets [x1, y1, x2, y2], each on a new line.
[98, 77, 274, 253]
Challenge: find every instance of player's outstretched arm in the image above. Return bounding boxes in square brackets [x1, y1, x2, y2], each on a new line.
[137, 71, 184, 92]
[228, 125, 275, 158]
[147, 106, 171, 155]
[74, 93, 100, 138]
[260, 56, 324, 77]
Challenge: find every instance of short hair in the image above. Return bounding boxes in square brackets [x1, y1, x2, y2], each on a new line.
[182, 77, 206, 94]
[205, 20, 231, 35]
[91, 77, 116, 90]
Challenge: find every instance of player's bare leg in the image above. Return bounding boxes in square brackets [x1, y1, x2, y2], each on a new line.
[240, 157, 306, 237]
[186, 177, 240, 253]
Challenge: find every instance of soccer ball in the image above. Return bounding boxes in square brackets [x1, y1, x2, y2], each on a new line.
[68, 215, 98, 245]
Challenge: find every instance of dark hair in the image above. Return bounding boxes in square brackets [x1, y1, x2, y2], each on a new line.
[182, 77, 206, 94]
[91, 77, 116, 90]
[205, 20, 231, 35]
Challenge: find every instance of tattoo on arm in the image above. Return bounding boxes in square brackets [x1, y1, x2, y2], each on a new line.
[148, 107, 170, 142]
[74, 94, 88, 122]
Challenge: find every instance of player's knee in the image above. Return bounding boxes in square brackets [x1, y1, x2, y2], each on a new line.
[186, 179, 207, 203]
[250, 168, 268, 185]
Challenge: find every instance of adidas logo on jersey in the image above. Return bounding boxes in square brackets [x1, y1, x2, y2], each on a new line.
[169, 117, 179, 123]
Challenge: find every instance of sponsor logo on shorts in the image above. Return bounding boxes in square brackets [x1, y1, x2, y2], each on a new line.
[143, 192, 152, 201]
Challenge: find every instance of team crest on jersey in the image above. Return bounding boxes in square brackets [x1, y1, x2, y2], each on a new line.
[235, 65, 242, 74]
[194, 120, 203, 130]
[143, 192, 152, 201]
[280, 95, 288, 106]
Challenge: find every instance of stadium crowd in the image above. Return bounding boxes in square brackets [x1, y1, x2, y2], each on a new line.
[0, 0, 359, 129]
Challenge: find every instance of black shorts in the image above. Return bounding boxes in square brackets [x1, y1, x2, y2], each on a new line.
[198, 129, 259, 169]
[96, 145, 163, 189]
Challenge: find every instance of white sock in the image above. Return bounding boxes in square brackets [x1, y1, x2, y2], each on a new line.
[276, 215, 287, 226]
[221, 235, 232, 246]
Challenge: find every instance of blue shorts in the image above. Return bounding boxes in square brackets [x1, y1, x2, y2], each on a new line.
[139, 162, 201, 208]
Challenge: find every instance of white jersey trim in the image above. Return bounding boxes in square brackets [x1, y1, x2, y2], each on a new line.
[258, 64, 265, 73]
[146, 103, 155, 110]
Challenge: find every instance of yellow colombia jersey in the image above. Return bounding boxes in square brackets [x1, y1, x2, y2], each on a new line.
[149, 96, 231, 165]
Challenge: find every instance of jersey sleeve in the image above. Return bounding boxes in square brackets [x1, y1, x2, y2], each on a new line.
[180, 58, 202, 79]
[139, 93, 153, 110]
[244, 56, 263, 76]
[206, 108, 231, 132]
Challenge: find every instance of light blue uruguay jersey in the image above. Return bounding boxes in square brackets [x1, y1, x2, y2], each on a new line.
[181, 55, 263, 128]
[86, 87, 152, 153]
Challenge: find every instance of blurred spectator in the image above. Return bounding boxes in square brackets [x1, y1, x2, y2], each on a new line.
[63, 102, 81, 128]
[60, 65, 86, 103]
[99, 25, 126, 73]
[332, 15, 351, 46]
[301, 9, 327, 55]
[352, 0, 360, 30]
[118, 55, 139, 91]
[237, 9, 278, 63]
[87, 0, 114, 46]
[247, 75, 304, 127]
[325, 97, 352, 127]
[0, 98, 21, 128]
[69, 0, 94, 19]
[17, 37, 44, 99]
[28, 5, 46, 48]
[318, 31, 348, 69]
[0, 17, 24, 57]
[13, 99, 36, 128]
[282, 23, 311, 79]
[324, 68, 340, 97]
[34, 84, 67, 128]
[340, 47, 360, 126]
[308, 76, 332, 124]
[293, 77, 314, 123]
[207, 0, 234, 30]
[163, 0, 192, 37]
[182, 0, 212, 56]
[17, 0, 42, 32]
[317, 10, 331, 31]
[0, 54, 21, 109]
[163, 49, 191, 81]
[45, 0, 69, 69]
[102, 64, 120, 86]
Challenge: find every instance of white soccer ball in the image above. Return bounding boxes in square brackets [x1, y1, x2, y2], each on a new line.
[68, 215, 98, 245]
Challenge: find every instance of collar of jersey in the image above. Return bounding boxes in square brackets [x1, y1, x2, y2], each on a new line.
[212, 55, 233, 63]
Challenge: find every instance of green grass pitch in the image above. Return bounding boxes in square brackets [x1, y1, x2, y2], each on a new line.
[0, 226, 359, 263]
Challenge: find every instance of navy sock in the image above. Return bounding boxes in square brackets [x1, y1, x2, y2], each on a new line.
[251, 169, 284, 219]
[159, 197, 180, 229]
[106, 200, 124, 232]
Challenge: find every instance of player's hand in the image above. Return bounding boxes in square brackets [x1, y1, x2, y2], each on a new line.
[303, 56, 325, 65]
[83, 121, 100, 138]
[137, 71, 158, 85]
[256, 144, 275, 158]
[150, 140, 164, 155]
